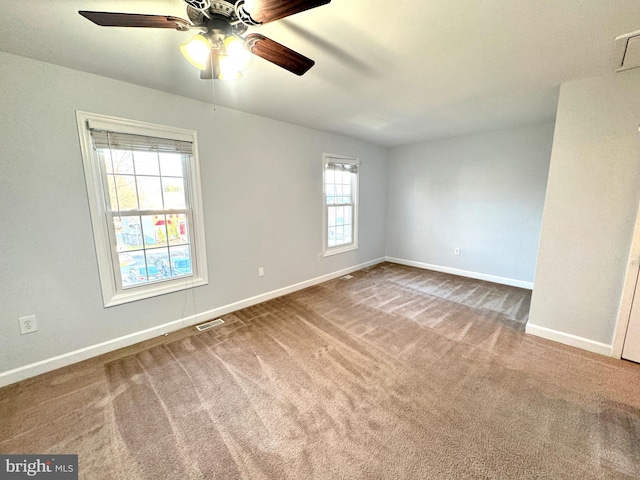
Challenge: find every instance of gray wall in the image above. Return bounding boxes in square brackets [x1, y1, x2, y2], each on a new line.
[386, 123, 554, 284]
[7, 46, 638, 377]
[529, 70, 640, 345]
[0, 52, 388, 373]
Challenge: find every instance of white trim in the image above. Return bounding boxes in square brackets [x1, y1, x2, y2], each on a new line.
[106, 277, 208, 307]
[525, 323, 613, 356]
[76, 111, 209, 307]
[323, 243, 358, 257]
[385, 257, 534, 290]
[0, 257, 385, 388]
[322, 153, 359, 257]
[611, 199, 640, 358]
[86, 116, 194, 142]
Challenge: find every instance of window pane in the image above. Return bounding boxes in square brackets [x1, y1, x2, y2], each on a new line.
[106, 174, 117, 210]
[342, 207, 353, 245]
[108, 175, 138, 211]
[105, 149, 134, 175]
[134, 151, 160, 176]
[127, 262, 162, 285]
[146, 247, 171, 278]
[162, 178, 186, 209]
[344, 206, 352, 226]
[137, 176, 163, 210]
[119, 251, 144, 287]
[327, 226, 336, 247]
[328, 207, 336, 228]
[99, 150, 112, 174]
[324, 183, 333, 205]
[114, 216, 143, 252]
[169, 245, 192, 277]
[344, 225, 352, 244]
[324, 170, 336, 183]
[141, 215, 168, 248]
[168, 214, 189, 245]
[159, 153, 184, 177]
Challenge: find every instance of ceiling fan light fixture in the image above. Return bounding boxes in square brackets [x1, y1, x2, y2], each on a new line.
[180, 33, 211, 70]
[79, 0, 332, 79]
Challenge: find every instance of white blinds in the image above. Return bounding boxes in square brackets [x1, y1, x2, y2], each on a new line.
[90, 130, 193, 155]
[325, 162, 359, 174]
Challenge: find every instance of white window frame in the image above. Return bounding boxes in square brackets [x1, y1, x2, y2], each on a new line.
[322, 153, 359, 257]
[76, 111, 208, 307]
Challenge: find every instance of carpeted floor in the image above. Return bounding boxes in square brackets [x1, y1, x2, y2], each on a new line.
[2, 262, 640, 479]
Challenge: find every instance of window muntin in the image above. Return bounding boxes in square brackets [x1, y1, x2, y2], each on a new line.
[323, 154, 359, 256]
[77, 112, 208, 306]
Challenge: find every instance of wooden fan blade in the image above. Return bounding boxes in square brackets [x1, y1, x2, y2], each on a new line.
[246, 33, 314, 76]
[79, 11, 191, 30]
[242, 0, 330, 25]
[200, 50, 221, 80]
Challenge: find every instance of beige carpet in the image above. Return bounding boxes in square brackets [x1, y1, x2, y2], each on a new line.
[2, 262, 640, 479]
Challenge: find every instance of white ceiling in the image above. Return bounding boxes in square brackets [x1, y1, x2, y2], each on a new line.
[2, 1, 640, 146]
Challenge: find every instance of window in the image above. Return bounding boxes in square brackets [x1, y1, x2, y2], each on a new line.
[77, 112, 208, 306]
[323, 153, 359, 256]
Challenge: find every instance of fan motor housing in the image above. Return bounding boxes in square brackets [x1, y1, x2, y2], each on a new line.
[184, 0, 211, 10]
[208, 1, 238, 18]
[206, 18, 235, 41]
[187, 1, 248, 37]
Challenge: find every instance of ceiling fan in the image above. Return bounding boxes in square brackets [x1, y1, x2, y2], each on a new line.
[79, 0, 331, 79]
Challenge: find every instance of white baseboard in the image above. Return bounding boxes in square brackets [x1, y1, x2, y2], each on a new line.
[0, 257, 385, 388]
[385, 257, 534, 290]
[525, 323, 613, 356]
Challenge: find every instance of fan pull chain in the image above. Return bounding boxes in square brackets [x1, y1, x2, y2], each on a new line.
[211, 63, 217, 112]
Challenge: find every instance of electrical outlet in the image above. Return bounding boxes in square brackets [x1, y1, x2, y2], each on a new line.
[258, 266, 264, 277]
[19, 315, 38, 335]
[317, 253, 323, 261]
[454, 247, 460, 255]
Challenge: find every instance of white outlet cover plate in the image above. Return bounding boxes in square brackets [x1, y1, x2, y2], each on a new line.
[19, 315, 37, 334]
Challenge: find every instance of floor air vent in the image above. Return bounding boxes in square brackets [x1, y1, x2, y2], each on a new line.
[340, 275, 354, 280]
[196, 319, 224, 331]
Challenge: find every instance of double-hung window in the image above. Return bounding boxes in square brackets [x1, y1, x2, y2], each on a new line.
[77, 112, 208, 307]
[323, 153, 359, 256]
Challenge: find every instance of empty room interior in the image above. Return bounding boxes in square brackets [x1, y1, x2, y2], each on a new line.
[2, 1, 640, 478]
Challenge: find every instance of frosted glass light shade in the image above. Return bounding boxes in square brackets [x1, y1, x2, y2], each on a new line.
[180, 34, 211, 70]
[223, 35, 252, 70]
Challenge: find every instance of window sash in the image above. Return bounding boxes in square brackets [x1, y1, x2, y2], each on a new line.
[99, 177, 196, 291]
[96, 145, 193, 214]
[106, 210, 196, 289]
[327, 204, 354, 248]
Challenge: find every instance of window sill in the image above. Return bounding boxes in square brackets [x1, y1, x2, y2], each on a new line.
[104, 276, 208, 307]
[323, 244, 358, 257]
